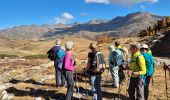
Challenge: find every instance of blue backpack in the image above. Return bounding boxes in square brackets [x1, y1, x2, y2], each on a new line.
[136, 52, 154, 76]
[56, 49, 65, 70]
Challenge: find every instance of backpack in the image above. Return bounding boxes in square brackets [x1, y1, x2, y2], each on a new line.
[55, 48, 65, 70]
[119, 47, 128, 62]
[89, 51, 106, 74]
[136, 53, 154, 76]
[110, 51, 118, 67]
[56, 49, 65, 61]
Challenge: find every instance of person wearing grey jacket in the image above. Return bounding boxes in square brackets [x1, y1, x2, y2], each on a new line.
[108, 45, 120, 88]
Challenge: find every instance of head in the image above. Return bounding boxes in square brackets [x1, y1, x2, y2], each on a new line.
[140, 44, 149, 52]
[55, 39, 61, 45]
[65, 41, 74, 51]
[89, 42, 97, 51]
[108, 45, 115, 53]
[129, 42, 140, 55]
[115, 41, 120, 47]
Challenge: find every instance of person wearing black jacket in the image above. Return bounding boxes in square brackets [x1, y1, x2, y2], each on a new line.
[47, 39, 66, 87]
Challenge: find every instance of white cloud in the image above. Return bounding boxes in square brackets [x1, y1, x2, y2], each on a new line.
[62, 12, 74, 20]
[54, 12, 74, 24]
[85, 0, 109, 4]
[84, 0, 159, 5]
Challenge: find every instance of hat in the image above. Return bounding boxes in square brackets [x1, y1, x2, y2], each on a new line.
[141, 44, 149, 49]
[108, 45, 115, 52]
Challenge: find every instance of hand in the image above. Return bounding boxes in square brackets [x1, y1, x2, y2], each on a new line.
[127, 70, 133, 76]
[132, 72, 140, 76]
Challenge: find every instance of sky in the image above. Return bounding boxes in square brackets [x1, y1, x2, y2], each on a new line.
[0, 0, 169, 29]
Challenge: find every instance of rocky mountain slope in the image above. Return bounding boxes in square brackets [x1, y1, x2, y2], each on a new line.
[0, 12, 162, 40]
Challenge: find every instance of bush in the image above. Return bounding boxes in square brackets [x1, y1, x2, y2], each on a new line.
[0, 54, 19, 59]
[23, 54, 48, 59]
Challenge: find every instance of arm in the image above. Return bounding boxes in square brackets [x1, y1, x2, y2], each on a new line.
[85, 57, 90, 71]
[47, 47, 53, 54]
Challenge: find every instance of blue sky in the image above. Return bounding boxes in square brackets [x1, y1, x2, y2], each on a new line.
[0, 0, 169, 29]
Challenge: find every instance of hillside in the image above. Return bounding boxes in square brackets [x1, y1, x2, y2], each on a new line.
[0, 12, 162, 40]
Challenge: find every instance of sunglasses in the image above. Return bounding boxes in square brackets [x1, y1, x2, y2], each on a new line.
[140, 48, 148, 50]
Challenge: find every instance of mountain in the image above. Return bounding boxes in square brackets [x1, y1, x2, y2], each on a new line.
[0, 12, 163, 40]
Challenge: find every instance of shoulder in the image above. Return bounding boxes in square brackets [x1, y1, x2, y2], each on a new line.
[137, 54, 145, 62]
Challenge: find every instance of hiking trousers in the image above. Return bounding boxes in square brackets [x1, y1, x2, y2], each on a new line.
[89, 74, 102, 100]
[109, 66, 119, 87]
[144, 75, 152, 100]
[128, 77, 145, 100]
[118, 65, 125, 84]
[64, 70, 74, 100]
[54, 62, 66, 87]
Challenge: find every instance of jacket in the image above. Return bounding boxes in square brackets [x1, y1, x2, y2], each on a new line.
[64, 51, 75, 71]
[129, 51, 146, 77]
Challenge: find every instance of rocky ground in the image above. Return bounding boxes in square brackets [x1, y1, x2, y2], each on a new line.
[0, 58, 169, 100]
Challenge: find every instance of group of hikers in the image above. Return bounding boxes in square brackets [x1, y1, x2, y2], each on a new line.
[47, 39, 156, 100]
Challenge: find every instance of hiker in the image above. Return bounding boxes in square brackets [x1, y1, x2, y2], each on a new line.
[108, 45, 119, 88]
[85, 42, 106, 100]
[114, 41, 125, 84]
[47, 39, 66, 87]
[140, 44, 155, 100]
[63, 41, 76, 100]
[128, 42, 146, 100]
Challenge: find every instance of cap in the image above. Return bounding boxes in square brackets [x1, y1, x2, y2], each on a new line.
[141, 44, 149, 49]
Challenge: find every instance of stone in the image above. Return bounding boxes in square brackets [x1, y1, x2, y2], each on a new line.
[1, 90, 14, 100]
[35, 97, 42, 100]
[154, 57, 170, 66]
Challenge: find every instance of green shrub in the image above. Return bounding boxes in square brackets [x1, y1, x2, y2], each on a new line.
[23, 54, 48, 59]
[0, 54, 19, 59]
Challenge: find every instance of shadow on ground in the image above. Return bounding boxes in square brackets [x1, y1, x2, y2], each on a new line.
[5, 87, 83, 100]
[9, 79, 56, 87]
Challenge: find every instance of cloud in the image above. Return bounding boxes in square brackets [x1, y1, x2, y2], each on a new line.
[84, 0, 159, 5]
[85, 0, 109, 4]
[54, 12, 74, 24]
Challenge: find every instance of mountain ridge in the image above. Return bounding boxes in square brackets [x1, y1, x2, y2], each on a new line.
[0, 12, 163, 40]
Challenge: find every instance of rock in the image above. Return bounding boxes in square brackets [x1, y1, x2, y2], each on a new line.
[154, 57, 170, 66]
[40, 61, 53, 67]
[35, 97, 42, 100]
[31, 66, 41, 70]
[1, 90, 14, 100]
[0, 85, 6, 91]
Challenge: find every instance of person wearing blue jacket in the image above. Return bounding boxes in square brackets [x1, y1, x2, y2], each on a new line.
[140, 44, 155, 100]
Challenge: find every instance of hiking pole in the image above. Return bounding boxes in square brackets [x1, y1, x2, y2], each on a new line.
[165, 69, 169, 100]
[75, 72, 80, 99]
[118, 83, 123, 100]
[125, 70, 130, 100]
[152, 77, 156, 98]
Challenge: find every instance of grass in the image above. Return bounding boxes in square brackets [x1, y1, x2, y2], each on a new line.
[23, 54, 48, 59]
[0, 54, 19, 59]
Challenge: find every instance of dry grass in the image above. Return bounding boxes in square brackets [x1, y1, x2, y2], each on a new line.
[0, 36, 169, 99]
